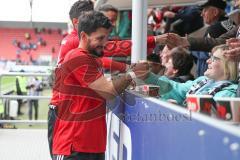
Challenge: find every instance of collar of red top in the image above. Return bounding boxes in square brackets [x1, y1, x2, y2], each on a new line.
[71, 29, 78, 35]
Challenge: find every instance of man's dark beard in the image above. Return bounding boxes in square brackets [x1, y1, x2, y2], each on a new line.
[88, 47, 104, 57]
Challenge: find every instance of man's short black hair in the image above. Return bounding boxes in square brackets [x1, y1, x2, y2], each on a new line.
[171, 47, 194, 76]
[98, 4, 118, 13]
[78, 11, 112, 37]
[69, 0, 94, 20]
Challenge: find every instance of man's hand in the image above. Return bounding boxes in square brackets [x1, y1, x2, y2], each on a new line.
[224, 38, 240, 61]
[223, 46, 240, 62]
[132, 62, 150, 80]
[226, 38, 240, 44]
[163, 11, 176, 18]
[226, 38, 240, 49]
[154, 34, 169, 45]
[166, 33, 190, 49]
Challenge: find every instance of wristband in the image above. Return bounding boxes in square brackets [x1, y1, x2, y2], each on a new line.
[128, 71, 137, 79]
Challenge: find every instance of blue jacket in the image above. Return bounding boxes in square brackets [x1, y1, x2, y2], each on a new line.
[145, 73, 237, 105]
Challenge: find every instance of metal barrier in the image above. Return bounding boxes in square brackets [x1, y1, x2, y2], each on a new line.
[0, 120, 47, 124]
[0, 71, 51, 96]
[0, 72, 51, 125]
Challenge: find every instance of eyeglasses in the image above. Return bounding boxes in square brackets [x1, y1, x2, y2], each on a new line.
[210, 55, 221, 62]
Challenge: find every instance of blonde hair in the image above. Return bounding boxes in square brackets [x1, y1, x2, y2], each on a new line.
[212, 44, 238, 82]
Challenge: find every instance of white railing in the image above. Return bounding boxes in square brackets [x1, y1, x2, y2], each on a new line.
[0, 72, 52, 125]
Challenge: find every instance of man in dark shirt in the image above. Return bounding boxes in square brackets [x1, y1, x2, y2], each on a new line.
[201, 0, 235, 38]
[166, 0, 239, 52]
[191, 0, 235, 76]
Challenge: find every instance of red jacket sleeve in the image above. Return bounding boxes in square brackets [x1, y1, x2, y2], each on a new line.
[103, 36, 156, 57]
[100, 57, 127, 72]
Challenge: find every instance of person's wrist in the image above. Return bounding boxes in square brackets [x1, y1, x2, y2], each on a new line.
[154, 36, 164, 45]
[183, 36, 190, 48]
[125, 73, 133, 82]
[125, 64, 130, 72]
[127, 71, 137, 79]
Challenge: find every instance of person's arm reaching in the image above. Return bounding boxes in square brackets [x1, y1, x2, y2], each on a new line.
[88, 74, 132, 100]
[99, 57, 128, 72]
[103, 35, 168, 57]
[188, 26, 239, 52]
[166, 26, 239, 52]
[89, 62, 149, 100]
[131, 62, 199, 104]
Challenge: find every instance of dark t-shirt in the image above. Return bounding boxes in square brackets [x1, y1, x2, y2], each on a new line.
[205, 16, 235, 38]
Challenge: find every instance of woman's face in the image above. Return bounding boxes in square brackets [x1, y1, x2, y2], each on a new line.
[204, 49, 226, 81]
[160, 46, 172, 66]
[164, 58, 177, 77]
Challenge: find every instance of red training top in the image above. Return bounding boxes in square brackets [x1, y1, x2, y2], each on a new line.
[52, 48, 107, 155]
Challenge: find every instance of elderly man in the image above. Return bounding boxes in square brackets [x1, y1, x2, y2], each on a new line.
[166, 0, 240, 52]
[200, 0, 234, 38]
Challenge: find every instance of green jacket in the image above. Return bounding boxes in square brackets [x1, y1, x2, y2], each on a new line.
[145, 73, 237, 105]
[110, 11, 131, 38]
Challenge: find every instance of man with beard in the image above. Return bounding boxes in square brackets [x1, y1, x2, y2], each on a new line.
[57, 0, 127, 72]
[48, 11, 148, 160]
[57, 0, 167, 72]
